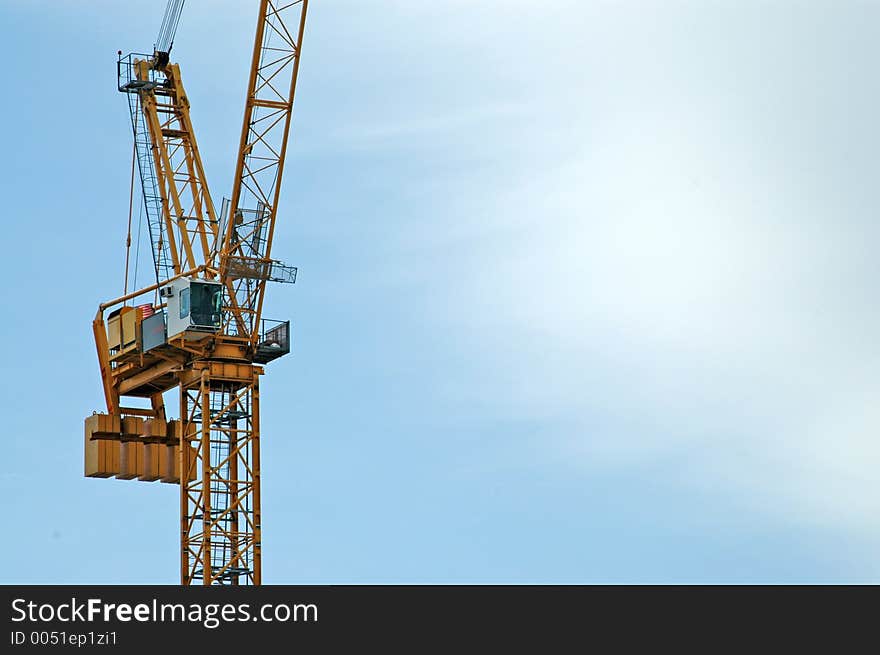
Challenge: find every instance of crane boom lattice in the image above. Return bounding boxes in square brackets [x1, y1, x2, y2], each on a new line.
[220, 0, 308, 342]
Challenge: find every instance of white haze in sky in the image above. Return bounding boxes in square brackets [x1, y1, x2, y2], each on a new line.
[340, 0, 880, 535]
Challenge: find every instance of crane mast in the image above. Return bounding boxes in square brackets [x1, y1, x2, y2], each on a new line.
[84, 0, 309, 586]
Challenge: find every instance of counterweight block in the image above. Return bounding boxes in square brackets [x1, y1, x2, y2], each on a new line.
[84, 413, 195, 483]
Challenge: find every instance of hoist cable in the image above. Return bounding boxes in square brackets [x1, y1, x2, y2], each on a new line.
[123, 139, 137, 301]
[156, 0, 186, 53]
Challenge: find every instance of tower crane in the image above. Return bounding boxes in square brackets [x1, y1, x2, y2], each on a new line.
[83, 0, 309, 586]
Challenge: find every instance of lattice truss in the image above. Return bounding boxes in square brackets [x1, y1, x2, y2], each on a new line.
[180, 373, 261, 585]
[220, 0, 307, 340]
[140, 63, 220, 277]
[101, 0, 308, 588]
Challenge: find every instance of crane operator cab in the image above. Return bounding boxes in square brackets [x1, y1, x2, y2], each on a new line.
[160, 278, 223, 340]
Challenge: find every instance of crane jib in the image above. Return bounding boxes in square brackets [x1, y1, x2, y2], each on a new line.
[221, 0, 309, 342]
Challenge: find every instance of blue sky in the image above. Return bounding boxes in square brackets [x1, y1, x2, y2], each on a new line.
[1, 0, 878, 583]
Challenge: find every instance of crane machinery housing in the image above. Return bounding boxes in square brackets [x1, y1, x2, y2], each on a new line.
[83, 0, 309, 586]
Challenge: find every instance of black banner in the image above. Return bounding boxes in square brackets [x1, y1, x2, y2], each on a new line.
[0, 585, 872, 650]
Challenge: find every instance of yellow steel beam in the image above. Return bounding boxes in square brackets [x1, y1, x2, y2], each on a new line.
[118, 358, 182, 395]
[92, 318, 119, 414]
[136, 58, 219, 277]
[99, 264, 210, 313]
[220, 0, 309, 343]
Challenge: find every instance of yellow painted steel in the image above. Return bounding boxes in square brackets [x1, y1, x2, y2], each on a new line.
[134, 60, 219, 276]
[220, 0, 309, 343]
[85, 0, 309, 586]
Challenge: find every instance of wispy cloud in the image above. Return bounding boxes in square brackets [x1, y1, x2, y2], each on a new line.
[328, 103, 530, 150]
[354, 3, 880, 538]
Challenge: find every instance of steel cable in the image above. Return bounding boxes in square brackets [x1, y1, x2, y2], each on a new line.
[156, 0, 186, 53]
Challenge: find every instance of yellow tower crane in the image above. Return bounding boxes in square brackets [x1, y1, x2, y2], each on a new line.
[84, 0, 309, 586]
